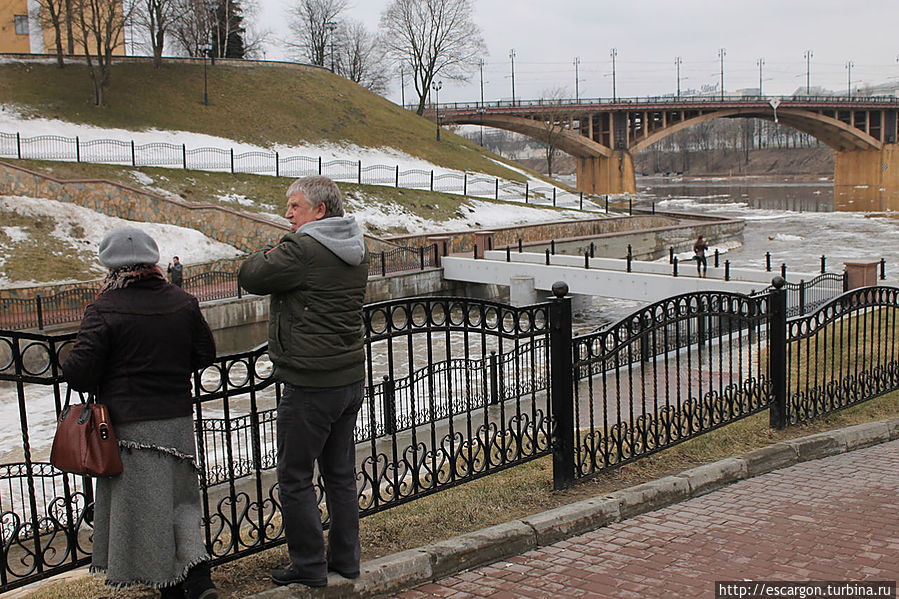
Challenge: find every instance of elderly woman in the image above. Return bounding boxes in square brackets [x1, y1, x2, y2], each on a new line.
[62, 226, 218, 599]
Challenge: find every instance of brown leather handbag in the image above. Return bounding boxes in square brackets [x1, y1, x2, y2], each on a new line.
[50, 391, 123, 477]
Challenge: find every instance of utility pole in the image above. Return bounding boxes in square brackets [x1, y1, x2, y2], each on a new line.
[675, 56, 682, 98]
[610, 48, 617, 101]
[574, 56, 580, 102]
[804, 50, 813, 94]
[718, 48, 726, 99]
[757, 58, 764, 96]
[510, 49, 516, 106]
[845, 60, 854, 97]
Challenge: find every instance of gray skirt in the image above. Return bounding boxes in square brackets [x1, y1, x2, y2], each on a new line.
[90, 415, 210, 589]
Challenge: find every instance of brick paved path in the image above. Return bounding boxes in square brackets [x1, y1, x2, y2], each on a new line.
[397, 439, 899, 598]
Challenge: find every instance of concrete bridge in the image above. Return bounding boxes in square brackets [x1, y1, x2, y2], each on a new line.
[435, 95, 899, 211]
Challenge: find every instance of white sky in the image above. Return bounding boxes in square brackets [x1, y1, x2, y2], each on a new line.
[256, 0, 899, 104]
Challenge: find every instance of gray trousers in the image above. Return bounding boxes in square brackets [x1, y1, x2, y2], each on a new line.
[277, 380, 364, 582]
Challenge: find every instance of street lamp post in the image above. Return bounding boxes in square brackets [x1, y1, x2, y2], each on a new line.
[610, 48, 617, 101]
[325, 21, 337, 71]
[573, 56, 580, 102]
[757, 58, 765, 96]
[804, 50, 813, 94]
[431, 80, 442, 141]
[718, 48, 726, 99]
[199, 43, 212, 106]
[509, 49, 516, 106]
[846, 60, 854, 98]
[675, 56, 682, 98]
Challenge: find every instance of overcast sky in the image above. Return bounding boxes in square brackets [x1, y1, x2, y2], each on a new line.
[256, 0, 899, 105]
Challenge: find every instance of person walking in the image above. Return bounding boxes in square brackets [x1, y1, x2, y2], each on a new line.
[238, 176, 369, 588]
[168, 256, 184, 287]
[693, 235, 709, 278]
[62, 226, 218, 599]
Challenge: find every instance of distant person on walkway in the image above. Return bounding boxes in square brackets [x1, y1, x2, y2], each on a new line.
[238, 176, 369, 588]
[693, 235, 709, 278]
[62, 227, 219, 599]
[168, 256, 184, 287]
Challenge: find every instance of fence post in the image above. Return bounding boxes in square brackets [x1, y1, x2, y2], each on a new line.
[673, 256, 678, 277]
[551, 240, 555, 255]
[584, 251, 589, 269]
[651, 201, 655, 214]
[880, 258, 886, 280]
[395, 165, 399, 187]
[182, 144, 187, 169]
[35, 294, 44, 331]
[358, 160, 362, 184]
[495, 178, 499, 200]
[382, 376, 396, 435]
[525, 182, 529, 203]
[669, 247, 674, 264]
[129, 139, 135, 166]
[518, 238, 523, 253]
[76, 136, 81, 163]
[843, 271, 849, 292]
[768, 277, 788, 430]
[380, 252, 386, 277]
[626, 252, 632, 273]
[489, 351, 499, 405]
[419, 246, 425, 270]
[434, 244, 439, 268]
[766, 251, 772, 272]
[799, 280, 806, 315]
[552, 188, 557, 207]
[579, 192, 583, 210]
[545, 249, 550, 265]
[463, 172, 468, 196]
[506, 246, 511, 262]
[590, 242, 595, 258]
[714, 249, 719, 268]
[725, 260, 730, 281]
[473, 244, 478, 259]
[237, 278, 242, 299]
[430, 170, 434, 192]
[16, 132, 21, 159]
[549, 281, 575, 490]
[820, 254, 826, 274]
[275, 151, 279, 177]
[230, 148, 234, 173]
[628, 198, 633, 215]
[318, 156, 322, 175]
[605, 196, 609, 213]
[780, 263, 787, 280]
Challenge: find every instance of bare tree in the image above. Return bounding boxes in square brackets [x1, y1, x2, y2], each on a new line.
[73, 0, 132, 105]
[30, 0, 69, 66]
[131, 0, 189, 66]
[380, 0, 486, 115]
[333, 19, 389, 93]
[171, 0, 215, 57]
[285, 0, 348, 66]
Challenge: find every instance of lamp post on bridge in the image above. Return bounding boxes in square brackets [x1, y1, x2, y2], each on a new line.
[718, 48, 726, 99]
[610, 48, 617, 102]
[845, 60, 854, 98]
[757, 58, 765, 97]
[431, 80, 443, 141]
[509, 49, 516, 106]
[573, 56, 580, 102]
[804, 50, 813, 94]
[675, 56, 682, 98]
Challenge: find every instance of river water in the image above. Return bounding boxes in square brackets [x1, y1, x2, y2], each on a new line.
[3, 175, 896, 465]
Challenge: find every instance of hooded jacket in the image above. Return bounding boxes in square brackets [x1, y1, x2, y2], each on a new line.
[238, 215, 369, 387]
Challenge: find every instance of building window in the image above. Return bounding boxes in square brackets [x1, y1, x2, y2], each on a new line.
[14, 15, 29, 35]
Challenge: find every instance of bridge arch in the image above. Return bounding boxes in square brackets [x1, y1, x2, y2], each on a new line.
[444, 113, 612, 157]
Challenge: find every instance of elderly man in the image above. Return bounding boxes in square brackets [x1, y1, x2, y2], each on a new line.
[238, 176, 369, 587]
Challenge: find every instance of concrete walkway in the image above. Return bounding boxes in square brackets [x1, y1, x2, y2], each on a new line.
[251, 419, 899, 599]
[398, 437, 899, 598]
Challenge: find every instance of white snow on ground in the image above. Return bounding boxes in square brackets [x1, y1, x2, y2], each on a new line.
[0, 106, 574, 202]
[0, 195, 243, 287]
[345, 192, 587, 235]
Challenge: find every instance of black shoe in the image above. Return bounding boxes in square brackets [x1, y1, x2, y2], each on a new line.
[328, 565, 360, 579]
[271, 564, 327, 587]
[183, 563, 219, 599]
[159, 583, 185, 599]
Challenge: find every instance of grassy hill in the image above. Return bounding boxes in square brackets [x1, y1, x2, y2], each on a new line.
[0, 59, 523, 181]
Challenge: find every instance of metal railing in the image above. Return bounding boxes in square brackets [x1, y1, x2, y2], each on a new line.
[0, 132, 604, 212]
[2, 281, 898, 591]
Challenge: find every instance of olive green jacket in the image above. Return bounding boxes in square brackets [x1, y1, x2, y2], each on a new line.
[238, 216, 369, 388]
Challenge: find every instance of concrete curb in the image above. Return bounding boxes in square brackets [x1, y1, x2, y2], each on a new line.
[249, 417, 899, 598]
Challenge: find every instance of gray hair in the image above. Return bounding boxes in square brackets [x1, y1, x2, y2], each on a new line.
[286, 176, 344, 218]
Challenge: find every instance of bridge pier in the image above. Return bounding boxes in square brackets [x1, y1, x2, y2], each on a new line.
[576, 150, 636, 195]
[834, 143, 899, 212]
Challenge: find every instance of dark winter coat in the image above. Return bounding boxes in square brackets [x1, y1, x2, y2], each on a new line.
[62, 278, 216, 425]
[238, 216, 369, 388]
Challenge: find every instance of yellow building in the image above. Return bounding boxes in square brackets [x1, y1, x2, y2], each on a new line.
[1, 0, 126, 55]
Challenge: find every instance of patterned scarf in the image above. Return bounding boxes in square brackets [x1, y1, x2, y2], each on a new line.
[99, 264, 166, 295]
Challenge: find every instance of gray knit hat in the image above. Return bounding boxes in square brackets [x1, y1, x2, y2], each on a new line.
[98, 226, 160, 269]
